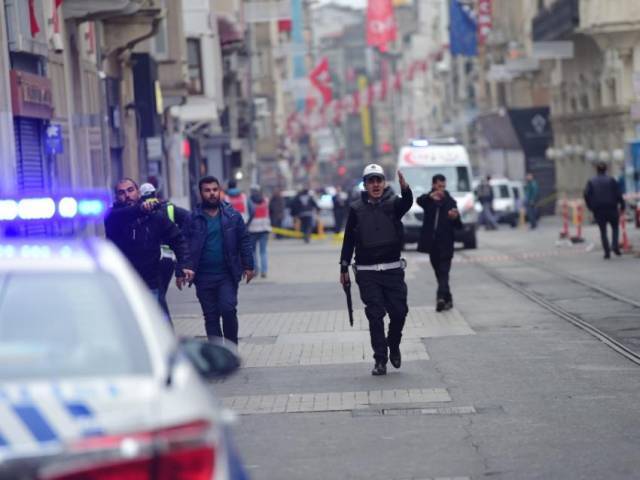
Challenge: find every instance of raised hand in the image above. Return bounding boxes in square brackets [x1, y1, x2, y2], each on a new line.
[398, 170, 409, 190]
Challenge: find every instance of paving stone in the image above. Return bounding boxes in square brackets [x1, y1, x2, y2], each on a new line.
[222, 388, 452, 415]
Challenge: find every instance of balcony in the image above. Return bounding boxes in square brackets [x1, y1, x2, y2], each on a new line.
[532, 0, 579, 41]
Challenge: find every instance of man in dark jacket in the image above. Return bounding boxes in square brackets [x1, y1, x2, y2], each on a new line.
[417, 174, 463, 312]
[584, 162, 625, 259]
[340, 164, 413, 376]
[139, 182, 192, 322]
[291, 187, 318, 243]
[180, 176, 254, 345]
[105, 178, 194, 306]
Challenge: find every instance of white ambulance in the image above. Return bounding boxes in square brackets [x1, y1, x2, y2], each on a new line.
[397, 138, 478, 249]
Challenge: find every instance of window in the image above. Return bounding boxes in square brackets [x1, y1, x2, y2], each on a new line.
[402, 166, 471, 194]
[187, 38, 204, 95]
[0, 272, 151, 379]
[152, 0, 169, 61]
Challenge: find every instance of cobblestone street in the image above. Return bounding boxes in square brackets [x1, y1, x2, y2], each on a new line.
[170, 221, 640, 480]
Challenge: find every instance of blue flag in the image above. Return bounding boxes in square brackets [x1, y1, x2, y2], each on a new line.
[449, 0, 477, 56]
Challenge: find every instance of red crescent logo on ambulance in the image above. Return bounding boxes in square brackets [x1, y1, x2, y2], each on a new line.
[403, 150, 416, 165]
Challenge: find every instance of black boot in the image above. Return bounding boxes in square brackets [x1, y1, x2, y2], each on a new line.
[371, 362, 387, 376]
[436, 298, 446, 312]
[389, 346, 401, 369]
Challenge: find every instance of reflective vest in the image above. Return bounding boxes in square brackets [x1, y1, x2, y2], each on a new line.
[248, 199, 272, 233]
[226, 193, 249, 222]
[161, 203, 176, 260]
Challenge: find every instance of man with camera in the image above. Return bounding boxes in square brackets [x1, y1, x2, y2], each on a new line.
[105, 178, 194, 310]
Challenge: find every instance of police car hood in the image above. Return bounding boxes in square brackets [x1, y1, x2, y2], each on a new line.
[0, 374, 216, 461]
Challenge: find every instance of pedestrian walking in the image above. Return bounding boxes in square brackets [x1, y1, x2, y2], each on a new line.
[476, 175, 498, 230]
[138, 182, 191, 322]
[524, 173, 540, 229]
[105, 178, 194, 311]
[332, 185, 349, 232]
[584, 162, 625, 259]
[339, 164, 413, 376]
[248, 186, 271, 278]
[416, 174, 463, 312]
[292, 187, 318, 243]
[269, 188, 286, 238]
[181, 176, 254, 345]
[224, 179, 250, 222]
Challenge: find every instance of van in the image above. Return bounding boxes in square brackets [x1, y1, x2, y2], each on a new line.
[473, 177, 524, 228]
[397, 139, 478, 249]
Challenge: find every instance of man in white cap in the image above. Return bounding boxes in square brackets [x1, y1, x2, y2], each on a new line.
[339, 164, 413, 376]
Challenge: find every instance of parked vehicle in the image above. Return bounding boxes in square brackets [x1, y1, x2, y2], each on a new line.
[473, 177, 524, 227]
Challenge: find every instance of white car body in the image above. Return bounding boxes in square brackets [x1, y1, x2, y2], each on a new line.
[0, 238, 245, 479]
[397, 140, 478, 248]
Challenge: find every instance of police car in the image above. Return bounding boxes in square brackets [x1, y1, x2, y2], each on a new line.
[0, 193, 248, 479]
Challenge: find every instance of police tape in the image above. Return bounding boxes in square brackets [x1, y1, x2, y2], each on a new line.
[271, 227, 344, 242]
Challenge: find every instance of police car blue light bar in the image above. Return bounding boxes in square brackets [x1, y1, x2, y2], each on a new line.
[0, 192, 109, 222]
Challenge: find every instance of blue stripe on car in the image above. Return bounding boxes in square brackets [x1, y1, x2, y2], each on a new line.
[13, 405, 57, 443]
[64, 401, 93, 418]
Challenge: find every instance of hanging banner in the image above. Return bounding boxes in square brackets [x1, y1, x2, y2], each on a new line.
[477, 0, 492, 46]
[366, 0, 397, 52]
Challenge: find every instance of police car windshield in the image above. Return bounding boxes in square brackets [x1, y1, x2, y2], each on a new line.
[402, 166, 471, 193]
[0, 272, 151, 380]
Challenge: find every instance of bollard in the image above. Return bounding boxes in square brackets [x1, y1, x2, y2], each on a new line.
[620, 211, 632, 252]
[559, 199, 569, 239]
[570, 202, 585, 243]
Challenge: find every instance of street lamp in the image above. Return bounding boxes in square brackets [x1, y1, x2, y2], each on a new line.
[612, 148, 625, 163]
[585, 150, 597, 163]
[599, 150, 611, 163]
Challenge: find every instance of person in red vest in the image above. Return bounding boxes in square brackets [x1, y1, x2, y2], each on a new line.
[248, 186, 272, 278]
[224, 179, 249, 222]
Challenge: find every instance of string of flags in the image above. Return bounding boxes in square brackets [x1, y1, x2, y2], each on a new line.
[286, 46, 448, 140]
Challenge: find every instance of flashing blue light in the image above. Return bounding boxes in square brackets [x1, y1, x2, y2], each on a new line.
[411, 140, 430, 147]
[0, 200, 18, 221]
[0, 192, 108, 224]
[18, 198, 56, 220]
[58, 197, 78, 218]
[77, 199, 105, 217]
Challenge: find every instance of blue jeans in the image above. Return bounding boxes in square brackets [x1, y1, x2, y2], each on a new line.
[194, 273, 239, 344]
[250, 231, 269, 275]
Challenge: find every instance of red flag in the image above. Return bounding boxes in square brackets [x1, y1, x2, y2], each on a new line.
[29, 0, 40, 37]
[366, 0, 396, 52]
[309, 57, 333, 106]
[393, 71, 402, 91]
[478, 0, 492, 46]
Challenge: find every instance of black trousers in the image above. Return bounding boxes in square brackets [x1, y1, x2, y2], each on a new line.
[158, 257, 175, 322]
[355, 269, 408, 364]
[594, 208, 619, 255]
[429, 254, 452, 302]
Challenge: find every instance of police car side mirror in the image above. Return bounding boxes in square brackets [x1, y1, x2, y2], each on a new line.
[180, 338, 241, 379]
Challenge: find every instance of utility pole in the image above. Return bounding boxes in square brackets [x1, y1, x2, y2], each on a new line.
[0, 0, 16, 195]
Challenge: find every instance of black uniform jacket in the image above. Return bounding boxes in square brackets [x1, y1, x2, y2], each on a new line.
[105, 202, 192, 289]
[416, 190, 463, 259]
[340, 186, 413, 271]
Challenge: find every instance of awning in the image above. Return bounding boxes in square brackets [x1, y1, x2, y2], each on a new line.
[477, 111, 521, 150]
[218, 15, 243, 49]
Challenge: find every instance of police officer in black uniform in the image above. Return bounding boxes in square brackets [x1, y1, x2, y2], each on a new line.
[339, 164, 413, 376]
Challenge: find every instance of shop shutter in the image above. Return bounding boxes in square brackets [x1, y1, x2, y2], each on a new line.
[14, 117, 45, 194]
